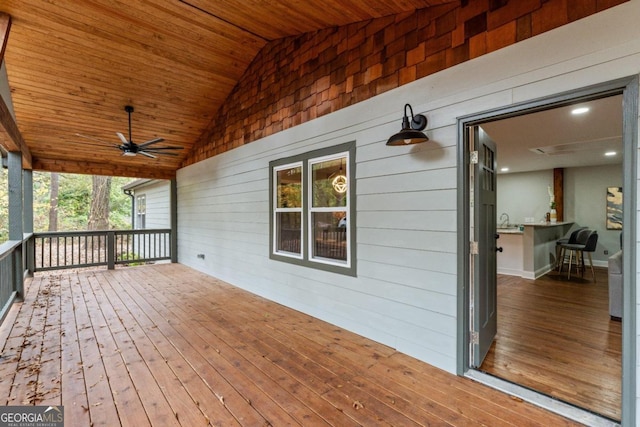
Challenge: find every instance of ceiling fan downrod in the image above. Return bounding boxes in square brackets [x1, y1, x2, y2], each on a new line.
[125, 105, 134, 143]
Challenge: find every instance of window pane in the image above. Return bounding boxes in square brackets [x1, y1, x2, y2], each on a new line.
[312, 157, 347, 208]
[277, 166, 302, 208]
[276, 212, 301, 254]
[311, 211, 347, 261]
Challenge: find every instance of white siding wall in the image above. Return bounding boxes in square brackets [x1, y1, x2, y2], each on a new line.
[178, 0, 640, 389]
[134, 180, 170, 229]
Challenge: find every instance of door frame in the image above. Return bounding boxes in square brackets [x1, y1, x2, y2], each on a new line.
[456, 76, 638, 424]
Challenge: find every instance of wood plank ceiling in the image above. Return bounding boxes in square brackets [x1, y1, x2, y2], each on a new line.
[0, 0, 453, 179]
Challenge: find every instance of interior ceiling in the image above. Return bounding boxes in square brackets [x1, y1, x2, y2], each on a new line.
[0, 0, 454, 179]
[481, 94, 623, 175]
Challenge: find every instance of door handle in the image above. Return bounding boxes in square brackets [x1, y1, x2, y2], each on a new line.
[496, 247, 503, 252]
[495, 233, 500, 239]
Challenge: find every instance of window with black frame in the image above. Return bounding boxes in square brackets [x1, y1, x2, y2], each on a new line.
[270, 142, 355, 276]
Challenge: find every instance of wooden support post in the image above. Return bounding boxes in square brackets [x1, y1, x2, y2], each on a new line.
[23, 169, 34, 275]
[553, 168, 564, 222]
[23, 169, 33, 234]
[8, 151, 24, 298]
[170, 178, 178, 263]
[8, 151, 22, 241]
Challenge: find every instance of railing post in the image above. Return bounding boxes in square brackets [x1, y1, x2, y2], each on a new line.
[25, 235, 34, 276]
[107, 231, 115, 270]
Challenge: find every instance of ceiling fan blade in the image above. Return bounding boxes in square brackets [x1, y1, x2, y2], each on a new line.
[139, 151, 157, 159]
[138, 137, 165, 148]
[142, 150, 179, 156]
[143, 145, 182, 150]
[116, 132, 129, 145]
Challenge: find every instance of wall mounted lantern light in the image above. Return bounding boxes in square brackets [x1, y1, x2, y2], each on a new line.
[386, 103, 429, 146]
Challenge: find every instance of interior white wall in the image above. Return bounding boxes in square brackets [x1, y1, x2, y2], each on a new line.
[498, 164, 622, 265]
[497, 170, 553, 224]
[564, 164, 623, 262]
[177, 0, 640, 408]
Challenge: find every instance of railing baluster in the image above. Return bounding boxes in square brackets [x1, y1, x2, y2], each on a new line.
[42, 237, 46, 270]
[30, 229, 171, 271]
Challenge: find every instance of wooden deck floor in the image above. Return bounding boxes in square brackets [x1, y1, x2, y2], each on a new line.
[482, 268, 621, 421]
[0, 264, 582, 426]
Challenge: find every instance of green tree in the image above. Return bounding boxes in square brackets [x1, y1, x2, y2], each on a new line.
[48, 172, 59, 231]
[1, 171, 132, 244]
[88, 176, 111, 231]
[56, 173, 91, 230]
[109, 177, 133, 229]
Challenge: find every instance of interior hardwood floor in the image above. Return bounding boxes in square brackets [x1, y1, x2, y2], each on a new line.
[481, 267, 622, 421]
[0, 264, 584, 427]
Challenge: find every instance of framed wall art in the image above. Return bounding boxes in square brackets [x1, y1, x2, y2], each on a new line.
[606, 186, 623, 230]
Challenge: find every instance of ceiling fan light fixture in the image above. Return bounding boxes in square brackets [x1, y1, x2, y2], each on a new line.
[571, 107, 590, 115]
[386, 104, 429, 146]
[77, 105, 180, 159]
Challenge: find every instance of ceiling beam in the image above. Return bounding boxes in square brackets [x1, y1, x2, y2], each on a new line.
[32, 157, 176, 180]
[0, 85, 33, 169]
[0, 12, 10, 60]
[0, 13, 33, 169]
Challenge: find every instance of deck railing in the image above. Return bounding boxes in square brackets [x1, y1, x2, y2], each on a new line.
[31, 229, 172, 272]
[0, 229, 171, 326]
[0, 238, 26, 324]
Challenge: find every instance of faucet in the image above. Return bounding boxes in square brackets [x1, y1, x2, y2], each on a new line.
[499, 213, 509, 228]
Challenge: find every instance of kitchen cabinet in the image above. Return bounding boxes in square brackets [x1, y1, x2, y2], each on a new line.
[497, 222, 573, 278]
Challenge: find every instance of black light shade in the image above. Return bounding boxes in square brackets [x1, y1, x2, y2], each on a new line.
[386, 104, 429, 146]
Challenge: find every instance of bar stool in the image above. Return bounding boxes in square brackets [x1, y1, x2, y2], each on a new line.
[559, 230, 598, 280]
[555, 227, 587, 271]
[558, 229, 590, 275]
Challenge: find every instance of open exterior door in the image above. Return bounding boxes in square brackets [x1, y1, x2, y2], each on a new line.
[471, 125, 498, 368]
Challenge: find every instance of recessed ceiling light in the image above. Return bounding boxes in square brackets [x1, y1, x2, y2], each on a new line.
[571, 107, 590, 115]
[605, 151, 617, 157]
[500, 167, 509, 172]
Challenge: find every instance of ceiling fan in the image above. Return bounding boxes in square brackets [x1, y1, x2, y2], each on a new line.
[77, 105, 182, 159]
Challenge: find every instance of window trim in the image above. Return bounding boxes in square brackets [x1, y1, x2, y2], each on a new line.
[308, 152, 350, 267]
[269, 141, 356, 276]
[136, 194, 146, 230]
[272, 161, 304, 259]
